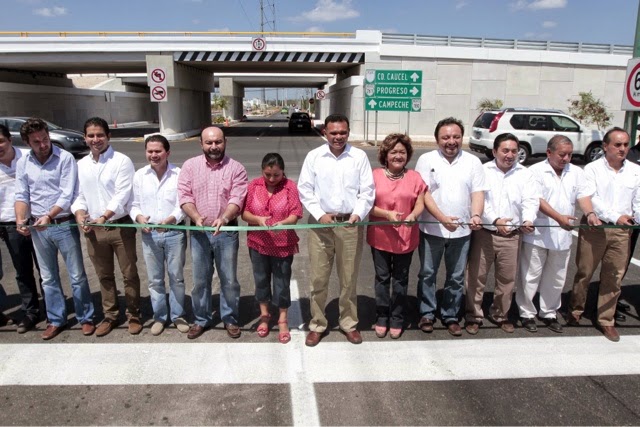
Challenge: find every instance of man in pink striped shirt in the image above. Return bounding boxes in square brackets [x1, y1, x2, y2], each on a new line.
[178, 126, 248, 339]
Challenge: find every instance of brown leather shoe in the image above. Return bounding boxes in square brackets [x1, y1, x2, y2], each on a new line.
[305, 331, 323, 347]
[95, 319, 116, 337]
[128, 317, 143, 335]
[187, 324, 205, 340]
[447, 322, 462, 336]
[81, 322, 96, 336]
[600, 325, 620, 342]
[500, 321, 515, 333]
[225, 323, 241, 339]
[41, 323, 64, 340]
[418, 317, 434, 333]
[344, 329, 363, 344]
[465, 322, 480, 335]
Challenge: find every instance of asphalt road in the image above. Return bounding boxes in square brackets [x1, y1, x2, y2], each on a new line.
[0, 114, 639, 425]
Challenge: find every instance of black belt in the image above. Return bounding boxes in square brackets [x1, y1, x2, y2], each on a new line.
[31, 214, 74, 224]
[332, 213, 351, 222]
[153, 221, 185, 232]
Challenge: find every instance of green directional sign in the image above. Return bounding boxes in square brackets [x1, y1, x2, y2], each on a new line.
[364, 69, 422, 111]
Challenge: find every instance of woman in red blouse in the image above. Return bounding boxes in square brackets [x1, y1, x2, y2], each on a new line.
[242, 153, 303, 344]
[367, 134, 427, 339]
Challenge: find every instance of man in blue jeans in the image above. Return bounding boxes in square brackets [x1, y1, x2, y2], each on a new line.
[178, 126, 248, 339]
[414, 117, 486, 336]
[130, 134, 189, 336]
[14, 118, 95, 340]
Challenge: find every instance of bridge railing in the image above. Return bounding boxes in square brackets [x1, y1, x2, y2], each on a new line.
[0, 31, 355, 38]
[381, 33, 632, 56]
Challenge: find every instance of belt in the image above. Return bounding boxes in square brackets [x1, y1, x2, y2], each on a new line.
[153, 221, 185, 232]
[31, 214, 74, 225]
[332, 213, 351, 222]
[107, 216, 132, 224]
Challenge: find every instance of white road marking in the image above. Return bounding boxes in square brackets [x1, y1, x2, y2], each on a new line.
[571, 230, 640, 267]
[1, 336, 639, 386]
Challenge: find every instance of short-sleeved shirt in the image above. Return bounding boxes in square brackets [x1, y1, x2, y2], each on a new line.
[367, 169, 427, 254]
[523, 160, 594, 251]
[415, 150, 487, 238]
[244, 177, 303, 257]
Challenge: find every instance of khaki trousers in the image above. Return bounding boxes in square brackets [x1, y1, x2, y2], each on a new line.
[85, 226, 141, 320]
[307, 215, 363, 333]
[465, 228, 520, 323]
[570, 226, 629, 326]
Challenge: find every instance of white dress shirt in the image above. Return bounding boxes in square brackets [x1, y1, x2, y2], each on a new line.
[523, 160, 594, 251]
[415, 150, 487, 238]
[298, 143, 375, 221]
[0, 147, 27, 222]
[585, 157, 640, 225]
[130, 163, 185, 224]
[481, 161, 539, 232]
[71, 145, 135, 220]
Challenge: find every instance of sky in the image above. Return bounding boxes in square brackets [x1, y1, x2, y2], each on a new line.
[2, 0, 638, 46]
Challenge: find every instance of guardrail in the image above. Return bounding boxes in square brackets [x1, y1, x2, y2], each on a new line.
[0, 31, 355, 38]
[382, 33, 633, 55]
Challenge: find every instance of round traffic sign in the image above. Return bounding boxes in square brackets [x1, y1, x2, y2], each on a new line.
[151, 86, 166, 101]
[252, 37, 266, 51]
[316, 90, 326, 100]
[151, 68, 166, 84]
[626, 62, 640, 108]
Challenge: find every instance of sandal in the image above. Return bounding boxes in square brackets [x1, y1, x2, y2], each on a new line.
[257, 314, 271, 338]
[278, 320, 291, 344]
[375, 324, 388, 338]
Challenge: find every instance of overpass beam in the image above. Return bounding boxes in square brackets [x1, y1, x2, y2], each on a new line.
[146, 55, 213, 138]
[219, 78, 245, 120]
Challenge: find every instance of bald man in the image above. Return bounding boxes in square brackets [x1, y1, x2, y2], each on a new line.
[178, 126, 248, 339]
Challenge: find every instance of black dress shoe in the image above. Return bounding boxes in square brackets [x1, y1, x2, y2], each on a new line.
[617, 301, 630, 312]
[521, 318, 537, 333]
[0, 313, 10, 327]
[543, 318, 563, 333]
[17, 316, 37, 334]
[614, 311, 627, 322]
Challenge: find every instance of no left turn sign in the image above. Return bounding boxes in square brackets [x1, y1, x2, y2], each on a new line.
[622, 58, 640, 110]
[151, 68, 166, 84]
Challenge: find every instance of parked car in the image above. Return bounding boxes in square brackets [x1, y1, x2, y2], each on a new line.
[0, 117, 89, 156]
[469, 108, 605, 164]
[288, 112, 312, 132]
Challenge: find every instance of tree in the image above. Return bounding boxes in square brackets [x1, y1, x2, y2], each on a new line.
[211, 95, 229, 118]
[567, 91, 611, 130]
[477, 98, 503, 111]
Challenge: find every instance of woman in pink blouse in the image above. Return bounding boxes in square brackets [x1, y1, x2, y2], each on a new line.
[242, 153, 303, 344]
[367, 134, 427, 339]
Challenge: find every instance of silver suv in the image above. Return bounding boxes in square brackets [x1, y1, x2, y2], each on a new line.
[469, 108, 605, 164]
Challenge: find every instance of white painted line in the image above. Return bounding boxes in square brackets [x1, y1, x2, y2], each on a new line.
[1, 336, 640, 386]
[288, 279, 304, 331]
[571, 230, 640, 267]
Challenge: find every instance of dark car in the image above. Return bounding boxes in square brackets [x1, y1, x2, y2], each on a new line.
[288, 112, 312, 132]
[0, 117, 89, 156]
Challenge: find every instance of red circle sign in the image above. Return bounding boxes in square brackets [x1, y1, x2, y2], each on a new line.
[626, 62, 640, 108]
[316, 90, 326, 100]
[252, 37, 266, 51]
[151, 68, 166, 84]
[151, 86, 166, 101]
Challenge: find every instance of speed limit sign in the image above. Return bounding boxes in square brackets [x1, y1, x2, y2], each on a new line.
[622, 58, 640, 110]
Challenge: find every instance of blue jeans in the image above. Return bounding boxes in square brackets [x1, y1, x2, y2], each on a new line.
[417, 232, 470, 324]
[190, 230, 240, 327]
[249, 248, 293, 309]
[31, 222, 94, 327]
[141, 229, 187, 323]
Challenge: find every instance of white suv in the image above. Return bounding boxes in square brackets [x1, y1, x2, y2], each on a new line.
[469, 108, 605, 164]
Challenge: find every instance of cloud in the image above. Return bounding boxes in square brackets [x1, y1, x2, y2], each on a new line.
[455, 1, 468, 10]
[523, 31, 552, 39]
[305, 26, 325, 33]
[33, 6, 67, 17]
[290, 0, 359, 23]
[542, 20, 557, 28]
[510, 0, 566, 11]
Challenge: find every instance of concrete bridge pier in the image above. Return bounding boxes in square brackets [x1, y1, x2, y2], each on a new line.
[219, 78, 245, 120]
[146, 55, 213, 139]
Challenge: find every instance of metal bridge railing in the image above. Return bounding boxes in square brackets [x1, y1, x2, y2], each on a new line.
[381, 33, 633, 56]
[0, 31, 355, 38]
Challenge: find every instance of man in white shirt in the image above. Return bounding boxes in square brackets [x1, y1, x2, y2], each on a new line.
[130, 134, 188, 336]
[517, 135, 599, 333]
[415, 117, 486, 336]
[465, 133, 538, 335]
[298, 113, 375, 346]
[568, 127, 640, 342]
[72, 117, 141, 337]
[0, 124, 42, 333]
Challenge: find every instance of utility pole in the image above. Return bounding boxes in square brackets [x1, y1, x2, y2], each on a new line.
[624, 0, 640, 146]
[260, 0, 266, 108]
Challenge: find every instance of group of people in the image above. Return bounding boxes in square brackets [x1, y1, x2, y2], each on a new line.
[0, 112, 636, 345]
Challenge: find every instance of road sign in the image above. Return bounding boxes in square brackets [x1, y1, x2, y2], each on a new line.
[150, 68, 166, 84]
[316, 90, 326, 100]
[364, 69, 422, 112]
[622, 58, 640, 110]
[252, 37, 267, 51]
[309, 98, 314, 105]
[151, 86, 167, 102]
